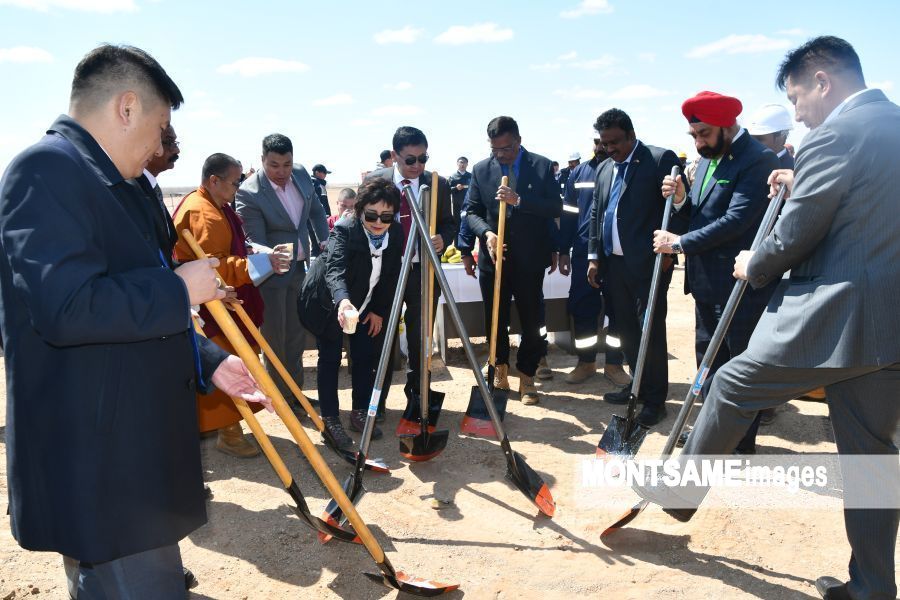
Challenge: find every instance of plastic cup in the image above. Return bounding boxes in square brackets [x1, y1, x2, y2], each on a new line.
[342, 309, 359, 334]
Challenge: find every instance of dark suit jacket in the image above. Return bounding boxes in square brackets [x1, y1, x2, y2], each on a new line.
[465, 147, 561, 273]
[777, 150, 795, 170]
[298, 218, 402, 340]
[670, 131, 778, 306]
[587, 142, 681, 278]
[365, 167, 456, 251]
[0, 116, 226, 562]
[133, 173, 178, 261]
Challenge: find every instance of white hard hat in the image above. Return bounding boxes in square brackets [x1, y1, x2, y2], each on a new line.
[568, 151, 581, 161]
[747, 104, 794, 135]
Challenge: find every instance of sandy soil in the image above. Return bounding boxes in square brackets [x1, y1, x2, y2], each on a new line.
[1, 263, 896, 599]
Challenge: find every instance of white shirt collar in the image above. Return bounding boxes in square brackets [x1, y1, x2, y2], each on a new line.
[143, 169, 158, 188]
[392, 166, 420, 190]
[824, 88, 876, 125]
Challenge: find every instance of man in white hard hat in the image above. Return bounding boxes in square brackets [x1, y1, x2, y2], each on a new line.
[748, 103, 795, 168]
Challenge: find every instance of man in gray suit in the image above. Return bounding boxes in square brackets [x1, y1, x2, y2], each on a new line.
[236, 133, 329, 398]
[638, 37, 900, 600]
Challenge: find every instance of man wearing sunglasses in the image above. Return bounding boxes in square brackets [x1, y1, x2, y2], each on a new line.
[365, 126, 455, 419]
[466, 115, 562, 405]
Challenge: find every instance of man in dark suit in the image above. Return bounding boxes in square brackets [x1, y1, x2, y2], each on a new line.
[0, 44, 268, 597]
[747, 103, 795, 169]
[364, 126, 455, 417]
[586, 109, 680, 426]
[655, 91, 779, 452]
[236, 134, 329, 399]
[466, 116, 561, 405]
[448, 156, 471, 227]
[640, 37, 900, 600]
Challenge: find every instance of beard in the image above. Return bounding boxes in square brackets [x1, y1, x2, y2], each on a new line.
[697, 128, 726, 159]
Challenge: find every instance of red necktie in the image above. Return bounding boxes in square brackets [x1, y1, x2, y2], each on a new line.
[400, 179, 412, 252]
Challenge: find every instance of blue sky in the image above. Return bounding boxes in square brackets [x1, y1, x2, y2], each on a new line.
[0, 0, 895, 187]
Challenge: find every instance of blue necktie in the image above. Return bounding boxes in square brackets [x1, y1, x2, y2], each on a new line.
[602, 162, 628, 256]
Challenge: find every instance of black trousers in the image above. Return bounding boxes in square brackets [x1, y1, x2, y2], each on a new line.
[605, 255, 671, 407]
[478, 257, 547, 378]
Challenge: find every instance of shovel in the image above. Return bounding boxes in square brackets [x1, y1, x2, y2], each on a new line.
[602, 183, 788, 536]
[320, 200, 421, 539]
[230, 303, 389, 473]
[460, 175, 510, 438]
[405, 181, 556, 518]
[192, 319, 359, 543]
[183, 231, 458, 595]
[596, 166, 680, 460]
[399, 177, 450, 461]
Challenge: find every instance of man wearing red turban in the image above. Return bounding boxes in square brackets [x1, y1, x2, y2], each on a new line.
[653, 90, 779, 454]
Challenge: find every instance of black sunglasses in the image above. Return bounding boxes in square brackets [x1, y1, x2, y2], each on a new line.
[363, 210, 395, 224]
[402, 153, 428, 166]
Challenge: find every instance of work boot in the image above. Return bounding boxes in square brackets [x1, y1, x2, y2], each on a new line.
[216, 422, 260, 458]
[349, 408, 382, 440]
[494, 364, 511, 390]
[603, 364, 632, 387]
[566, 361, 596, 384]
[520, 375, 539, 405]
[536, 356, 553, 380]
[322, 415, 355, 452]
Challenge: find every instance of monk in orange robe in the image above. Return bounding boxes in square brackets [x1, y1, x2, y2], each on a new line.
[173, 153, 291, 457]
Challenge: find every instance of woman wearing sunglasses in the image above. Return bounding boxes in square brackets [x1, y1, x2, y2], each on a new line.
[298, 178, 402, 450]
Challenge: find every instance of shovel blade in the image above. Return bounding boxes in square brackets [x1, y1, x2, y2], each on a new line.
[284, 480, 360, 544]
[397, 386, 445, 436]
[460, 385, 508, 438]
[596, 414, 650, 460]
[601, 500, 650, 537]
[506, 450, 556, 517]
[398, 429, 450, 462]
[363, 569, 459, 597]
[318, 474, 366, 544]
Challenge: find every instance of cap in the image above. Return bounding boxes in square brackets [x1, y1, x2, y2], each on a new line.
[312, 164, 331, 174]
[677, 151, 687, 159]
[682, 91, 743, 128]
[747, 104, 794, 135]
[568, 151, 581, 161]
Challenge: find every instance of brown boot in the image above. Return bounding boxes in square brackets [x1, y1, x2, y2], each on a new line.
[536, 357, 553, 380]
[520, 374, 539, 405]
[216, 422, 260, 458]
[494, 364, 511, 390]
[566, 361, 596, 384]
[603, 364, 632, 387]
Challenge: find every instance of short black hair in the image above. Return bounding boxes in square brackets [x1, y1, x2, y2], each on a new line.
[594, 109, 634, 135]
[70, 44, 183, 112]
[486, 116, 519, 139]
[379, 149, 392, 162]
[457, 156, 468, 162]
[354, 178, 401, 217]
[551, 161, 559, 168]
[776, 36, 865, 90]
[392, 126, 428, 153]
[202, 153, 241, 181]
[262, 133, 293, 156]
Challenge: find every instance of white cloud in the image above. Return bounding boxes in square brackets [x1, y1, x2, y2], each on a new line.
[217, 57, 309, 77]
[560, 0, 613, 19]
[0, 46, 53, 63]
[686, 34, 791, 59]
[373, 26, 423, 45]
[572, 54, 617, 70]
[350, 118, 379, 127]
[776, 28, 806, 36]
[383, 81, 413, 91]
[638, 52, 656, 62]
[529, 62, 561, 71]
[0, 0, 135, 11]
[609, 84, 670, 99]
[870, 80, 894, 91]
[313, 93, 353, 106]
[557, 50, 578, 61]
[181, 108, 223, 121]
[434, 23, 513, 45]
[554, 87, 607, 100]
[371, 104, 424, 117]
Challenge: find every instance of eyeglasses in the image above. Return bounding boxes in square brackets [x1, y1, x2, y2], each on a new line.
[162, 139, 180, 149]
[402, 153, 428, 166]
[363, 210, 395, 224]
[490, 144, 517, 154]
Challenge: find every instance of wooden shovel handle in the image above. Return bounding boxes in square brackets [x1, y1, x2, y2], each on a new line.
[488, 175, 508, 365]
[180, 230, 387, 563]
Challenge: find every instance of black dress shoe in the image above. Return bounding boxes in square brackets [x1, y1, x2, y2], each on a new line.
[183, 567, 199, 590]
[814, 576, 851, 599]
[632, 481, 698, 522]
[637, 404, 667, 427]
[203, 484, 213, 500]
[603, 388, 632, 405]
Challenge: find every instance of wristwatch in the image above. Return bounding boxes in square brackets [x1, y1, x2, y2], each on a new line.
[671, 241, 683, 254]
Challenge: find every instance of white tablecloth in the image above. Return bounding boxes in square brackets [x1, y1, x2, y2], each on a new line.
[437, 263, 571, 304]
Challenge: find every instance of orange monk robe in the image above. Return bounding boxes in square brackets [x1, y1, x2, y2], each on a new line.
[173, 188, 265, 432]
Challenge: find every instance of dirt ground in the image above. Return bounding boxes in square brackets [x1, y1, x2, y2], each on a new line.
[1, 266, 896, 599]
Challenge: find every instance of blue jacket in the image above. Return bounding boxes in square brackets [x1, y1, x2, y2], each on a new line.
[0, 116, 226, 562]
[560, 157, 602, 257]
